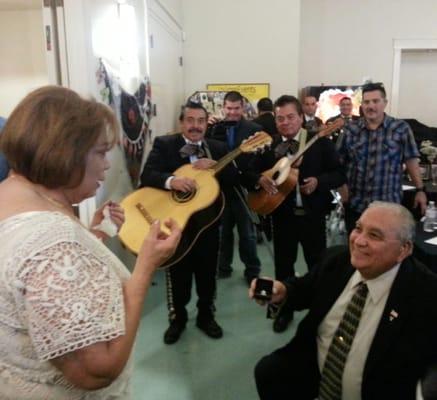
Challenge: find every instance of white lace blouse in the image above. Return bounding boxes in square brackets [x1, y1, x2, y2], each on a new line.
[0, 211, 133, 399]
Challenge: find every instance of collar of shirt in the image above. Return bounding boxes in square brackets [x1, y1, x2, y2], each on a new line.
[281, 129, 301, 143]
[182, 136, 202, 146]
[223, 119, 243, 130]
[350, 263, 400, 305]
[305, 114, 314, 122]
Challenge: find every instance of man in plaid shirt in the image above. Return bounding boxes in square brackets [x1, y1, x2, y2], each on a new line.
[337, 83, 427, 233]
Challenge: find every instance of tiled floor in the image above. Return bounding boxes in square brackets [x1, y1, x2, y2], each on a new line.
[130, 239, 309, 400]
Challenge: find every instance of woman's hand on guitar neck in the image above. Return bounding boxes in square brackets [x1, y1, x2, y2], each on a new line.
[258, 175, 278, 195]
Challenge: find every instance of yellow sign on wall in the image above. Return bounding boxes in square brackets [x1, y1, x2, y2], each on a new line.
[206, 83, 270, 104]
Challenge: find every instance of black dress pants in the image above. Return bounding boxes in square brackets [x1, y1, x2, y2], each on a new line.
[254, 342, 320, 400]
[166, 225, 219, 324]
[272, 207, 326, 281]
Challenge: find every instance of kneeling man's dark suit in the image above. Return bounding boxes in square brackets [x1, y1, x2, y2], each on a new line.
[255, 246, 437, 400]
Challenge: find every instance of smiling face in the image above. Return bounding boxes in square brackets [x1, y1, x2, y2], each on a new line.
[349, 207, 412, 279]
[223, 100, 244, 122]
[339, 98, 353, 117]
[361, 89, 387, 126]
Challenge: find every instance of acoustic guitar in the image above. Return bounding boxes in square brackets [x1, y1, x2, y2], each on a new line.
[247, 119, 344, 215]
[118, 132, 272, 268]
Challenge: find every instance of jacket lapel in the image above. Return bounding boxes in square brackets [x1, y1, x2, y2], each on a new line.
[311, 262, 355, 325]
[362, 258, 414, 381]
[174, 134, 191, 167]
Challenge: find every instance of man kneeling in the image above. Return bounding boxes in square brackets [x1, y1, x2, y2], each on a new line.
[251, 201, 437, 400]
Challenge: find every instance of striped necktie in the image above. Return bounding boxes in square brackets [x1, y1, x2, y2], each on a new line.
[318, 282, 369, 400]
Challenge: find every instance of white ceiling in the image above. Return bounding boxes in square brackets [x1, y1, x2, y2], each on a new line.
[0, 0, 41, 11]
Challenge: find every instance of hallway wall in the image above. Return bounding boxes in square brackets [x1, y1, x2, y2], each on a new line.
[182, 0, 301, 102]
[299, 0, 437, 111]
[0, 7, 47, 116]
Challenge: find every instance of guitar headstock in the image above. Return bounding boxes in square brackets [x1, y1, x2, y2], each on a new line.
[318, 118, 345, 138]
[240, 131, 272, 153]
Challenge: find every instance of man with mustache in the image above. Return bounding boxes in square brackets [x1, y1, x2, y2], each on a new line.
[337, 83, 427, 233]
[252, 201, 437, 400]
[140, 101, 237, 344]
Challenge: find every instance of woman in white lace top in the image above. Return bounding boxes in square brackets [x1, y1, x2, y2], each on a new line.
[0, 86, 181, 399]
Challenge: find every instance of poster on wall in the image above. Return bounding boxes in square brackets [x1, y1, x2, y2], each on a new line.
[302, 84, 381, 122]
[191, 83, 270, 119]
[97, 59, 152, 187]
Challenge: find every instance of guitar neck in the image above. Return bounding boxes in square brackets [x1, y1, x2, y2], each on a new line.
[212, 147, 242, 175]
[289, 133, 320, 166]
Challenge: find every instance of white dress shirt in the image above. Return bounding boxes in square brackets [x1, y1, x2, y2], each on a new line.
[317, 265, 400, 400]
[281, 130, 303, 206]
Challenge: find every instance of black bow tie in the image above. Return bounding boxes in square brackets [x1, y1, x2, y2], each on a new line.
[179, 143, 206, 159]
[274, 139, 299, 158]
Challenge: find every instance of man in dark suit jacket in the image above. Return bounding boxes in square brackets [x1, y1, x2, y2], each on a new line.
[253, 97, 278, 136]
[250, 95, 345, 332]
[325, 96, 359, 143]
[302, 95, 324, 138]
[252, 201, 437, 400]
[140, 101, 237, 344]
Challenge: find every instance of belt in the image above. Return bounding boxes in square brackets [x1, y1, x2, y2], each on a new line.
[292, 207, 306, 216]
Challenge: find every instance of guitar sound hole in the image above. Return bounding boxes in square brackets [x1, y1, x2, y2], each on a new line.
[172, 189, 196, 203]
[272, 171, 280, 180]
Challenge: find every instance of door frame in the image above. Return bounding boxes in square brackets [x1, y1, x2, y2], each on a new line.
[390, 39, 437, 116]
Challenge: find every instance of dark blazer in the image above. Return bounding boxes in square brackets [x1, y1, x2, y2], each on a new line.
[206, 118, 262, 147]
[206, 118, 263, 192]
[282, 246, 437, 400]
[326, 114, 360, 124]
[253, 113, 278, 136]
[248, 133, 346, 215]
[140, 133, 237, 192]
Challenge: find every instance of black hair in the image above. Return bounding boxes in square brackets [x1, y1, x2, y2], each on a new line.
[362, 83, 386, 98]
[273, 95, 303, 116]
[179, 101, 208, 121]
[257, 97, 273, 112]
[223, 91, 244, 104]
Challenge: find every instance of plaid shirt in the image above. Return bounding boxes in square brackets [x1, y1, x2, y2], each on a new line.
[337, 114, 419, 212]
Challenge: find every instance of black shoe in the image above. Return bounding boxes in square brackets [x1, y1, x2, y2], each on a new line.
[163, 321, 186, 344]
[196, 318, 223, 339]
[273, 313, 294, 333]
[218, 269, 232, 279]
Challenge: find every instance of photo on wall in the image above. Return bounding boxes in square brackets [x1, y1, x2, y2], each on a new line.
[188, 83, 270, 120]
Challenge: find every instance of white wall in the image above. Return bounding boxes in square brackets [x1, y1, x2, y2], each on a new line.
[182, 0, 301, 102]
[398, 50, 437, 125]
[147, 0, 184, 137]
[299, 0, 437, 102]
[0, 8, 48, 116]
